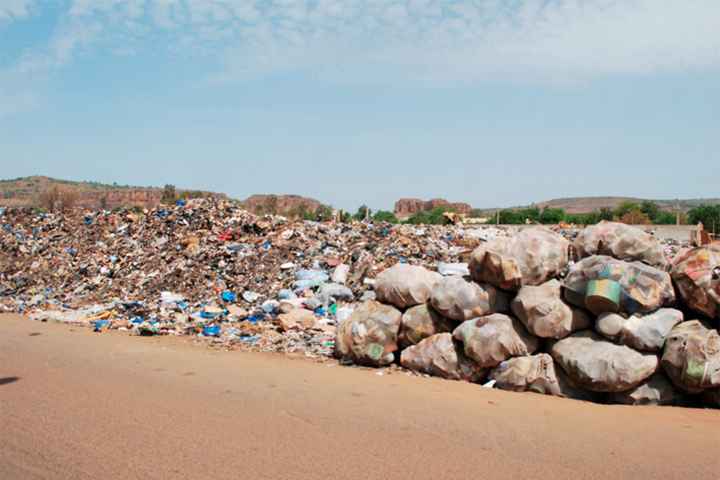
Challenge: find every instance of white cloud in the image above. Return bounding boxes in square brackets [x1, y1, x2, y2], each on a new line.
[3, 0, 720, 92]
[0, 0, 33, 21]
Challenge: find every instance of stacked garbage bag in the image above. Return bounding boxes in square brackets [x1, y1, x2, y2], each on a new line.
[337, 222, 720, 408]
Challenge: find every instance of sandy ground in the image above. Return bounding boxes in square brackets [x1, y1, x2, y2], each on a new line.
[1, 314, 719, 480]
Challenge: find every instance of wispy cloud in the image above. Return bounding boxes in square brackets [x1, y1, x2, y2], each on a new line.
[0, 0, 34, 22]
[3, 0, 720, 93]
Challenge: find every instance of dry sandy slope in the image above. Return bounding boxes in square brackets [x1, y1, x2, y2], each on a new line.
[1, 314, 718, 480]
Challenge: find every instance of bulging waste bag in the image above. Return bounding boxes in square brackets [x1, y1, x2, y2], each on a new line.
[336, 300, 402, 366]
[489, 353, 562, 396]
[595, 308, 683, 352]
[469, 226, 569, 291]
[550, 331, 658, 392]
[430, 276, 505, 322]
[400, 333, 486, 381]
[453, 313, 539, 368]
[609, 372, 680, 406]
[398, 303, 454, 349]
[671, 245, 720, 320]
[374, 264, 442, 309]
[574, 221, 668, 269]
[564, 255, 675, 315]
[661, 320, 720, 393]
[511, 279, 590, 339]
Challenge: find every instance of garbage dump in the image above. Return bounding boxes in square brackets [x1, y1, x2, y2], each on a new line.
[2, 202, 719, 409]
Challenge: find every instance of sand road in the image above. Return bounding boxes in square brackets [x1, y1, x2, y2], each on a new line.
[1, 314, 718, 479]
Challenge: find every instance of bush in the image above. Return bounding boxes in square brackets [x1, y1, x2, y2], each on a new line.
[372, 210, 399, 224]
[539, 208, 566, 224]
[688, 205, 720, 233]
[405, 207, 453, 225]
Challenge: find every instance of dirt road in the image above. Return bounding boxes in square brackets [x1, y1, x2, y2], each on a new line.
[1, 314, 718, 479]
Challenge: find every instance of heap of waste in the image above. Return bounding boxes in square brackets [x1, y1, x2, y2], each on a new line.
[2, 204, 720, 408]
[0, 198, 509, 358]
[337, 223, 720, 409]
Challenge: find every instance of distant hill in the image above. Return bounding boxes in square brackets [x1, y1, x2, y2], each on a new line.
[536, 197, 720, 214]
[0, 176, 224, 210]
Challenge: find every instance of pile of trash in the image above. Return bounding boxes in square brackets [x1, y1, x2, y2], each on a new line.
[337, 221, 720, 408]
[3, 201, 719, 408]
[0, 198, 511, 358]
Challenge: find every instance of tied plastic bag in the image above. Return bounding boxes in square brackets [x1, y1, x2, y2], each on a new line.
[489, 353, 562, 396]
[335, 300, 402, 366]
[574, 221, 668, 269]
[661, 320, 720, 393]
[671, 245, 720, 320]
[550, 331, 658, 393]
[469, 226, 569, 291]
[374, 264, 442, 309]
[511, 280, 590, 339]
[430, 276, 505, 322]
[453, 314, 539, 368]
[398, 303, 454, 348]
[400, 333, 486, 381]
[564, 255, 675, 314]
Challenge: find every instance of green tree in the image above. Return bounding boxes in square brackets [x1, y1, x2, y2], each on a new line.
[640, 201, 660, 222]
[498, 210, 523, 224]
[598, 208, 614, 221]
[405, 207, 453, 225]
[614, 201, 641, 219]
[688, 205, 720, 233]
[353, 205, 371, 221]
[314, 205, 334, 222]
[372, 210, 399, 224]
[653, 211, 677, 225]
[539, 208, 566, 224]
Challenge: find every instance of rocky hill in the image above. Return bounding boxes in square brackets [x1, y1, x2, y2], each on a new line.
[536, 197, 720, 214]
[0, 176, 222, 210]
[394, 198, 472, 219]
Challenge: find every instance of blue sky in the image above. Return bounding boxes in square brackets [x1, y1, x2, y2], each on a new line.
[1, 1, 718, 211]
